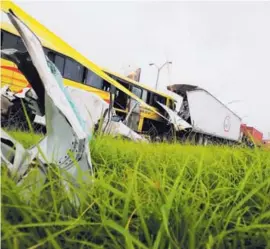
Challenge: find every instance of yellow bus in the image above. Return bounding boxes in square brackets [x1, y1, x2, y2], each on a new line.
[1, 0, 153, 108]
[102, 68, 176, 136]
[1, 0, 175, 139]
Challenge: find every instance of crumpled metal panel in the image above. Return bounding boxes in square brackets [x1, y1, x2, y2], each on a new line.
[156, 101, 192, 131]
[1, 10, 93, 190]
[103, 120, 148, 142]
[1, 128, 37, 181]
[1, 90, 14, 116]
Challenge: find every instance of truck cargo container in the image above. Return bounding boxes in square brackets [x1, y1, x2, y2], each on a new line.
[167, 84, 243, 145]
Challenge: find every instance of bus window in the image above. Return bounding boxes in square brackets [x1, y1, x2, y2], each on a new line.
[109, 76, 129, 110]
[146, 92, 152, 104]
[110, 75, 131, 91]
[132, 86, 142, 98]
[85, 69, 103, 89]
[159, 95, 166, 105]
[142, 90, 148, 103]
[152, 93, 166, 107]
[64, 58, 84, 82]
[54, 54, 65, 75]
[114, 88, 128, 110]
[47, 50, 55, 62]
[102, 80, 111, 92]
[46, 50, 65, 75]
[17, 38, 26, 51]
[1, 31, 3, 46]
[1, 31, 17, 49]
[1, 31, 26, 51]
[169, 99, 176, 110]
[119, 78, 128, 88]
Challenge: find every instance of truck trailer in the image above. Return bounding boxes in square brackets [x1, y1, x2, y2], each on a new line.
[167, 84, 243, 145]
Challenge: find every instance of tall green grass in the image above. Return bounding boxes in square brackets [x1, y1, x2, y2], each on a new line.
[1, 131, 270, 249]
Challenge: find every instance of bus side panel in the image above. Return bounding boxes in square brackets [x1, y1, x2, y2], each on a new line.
[63, 79, 110, 104]
[1, 58, 29, 92]
[140, 106, 161, 121]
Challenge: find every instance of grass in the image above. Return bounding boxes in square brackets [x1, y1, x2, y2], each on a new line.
[1, 130, 270, 249]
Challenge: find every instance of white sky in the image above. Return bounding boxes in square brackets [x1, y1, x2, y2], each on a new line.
[12, 1, 270, 138]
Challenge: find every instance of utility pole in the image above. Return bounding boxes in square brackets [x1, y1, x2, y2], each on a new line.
[149, 61, 172, 90]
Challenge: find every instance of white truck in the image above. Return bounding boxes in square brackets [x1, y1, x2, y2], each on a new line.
[167, 84, 243, 145]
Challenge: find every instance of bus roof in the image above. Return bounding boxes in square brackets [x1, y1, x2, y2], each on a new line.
[1, 0, 160, 113]
[102, 67, 173, 100]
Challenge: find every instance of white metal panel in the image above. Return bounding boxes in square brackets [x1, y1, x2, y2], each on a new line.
[156, 102, 192, 131]
[187, 89, 242, 141]
[7, 10, 93, 182]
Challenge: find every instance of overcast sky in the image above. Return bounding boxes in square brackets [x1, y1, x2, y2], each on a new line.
[13, 1, 270, 138]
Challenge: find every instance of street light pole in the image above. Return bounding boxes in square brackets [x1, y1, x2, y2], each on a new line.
[149, 61, 172, 90]
[155, 68, 161, 90]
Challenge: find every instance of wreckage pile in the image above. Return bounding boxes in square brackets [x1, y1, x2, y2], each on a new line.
[1, 10, 147, 197]
[0, 3, 257, 195]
